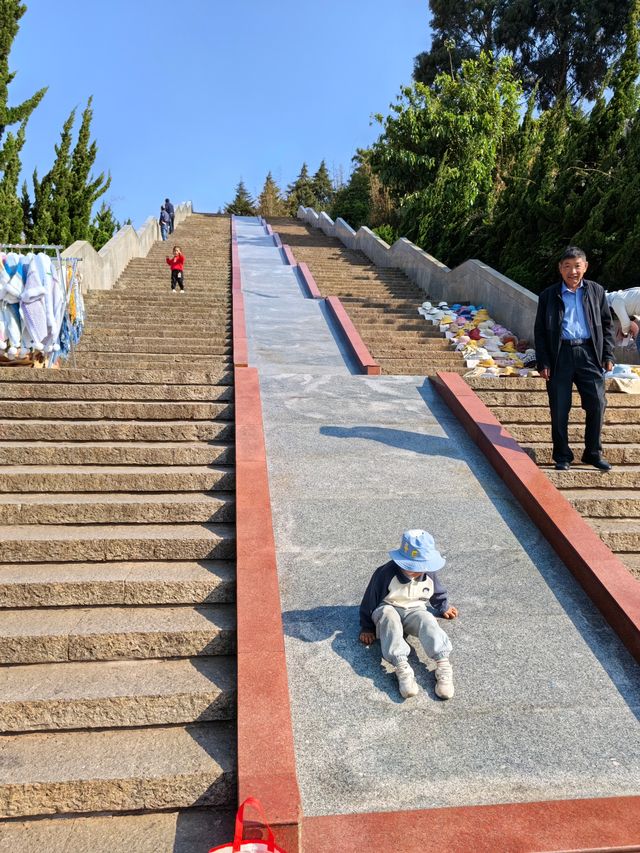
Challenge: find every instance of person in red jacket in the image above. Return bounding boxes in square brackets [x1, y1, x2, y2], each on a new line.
[166, 246, 185, 292]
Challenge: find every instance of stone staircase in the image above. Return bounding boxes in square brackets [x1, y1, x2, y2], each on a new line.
[0, 214, 237, 849]
[269, 217, 466, 375]
[270, 218, 640, 585]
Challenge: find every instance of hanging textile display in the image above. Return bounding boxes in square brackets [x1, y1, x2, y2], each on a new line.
[0, 246, 84, 367]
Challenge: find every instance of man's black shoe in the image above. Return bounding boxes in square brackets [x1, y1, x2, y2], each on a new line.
[581, 455, 612, 471]
[554, 462, 571, 470]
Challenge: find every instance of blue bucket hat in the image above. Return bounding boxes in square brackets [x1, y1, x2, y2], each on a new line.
[389, 529, 446, 573]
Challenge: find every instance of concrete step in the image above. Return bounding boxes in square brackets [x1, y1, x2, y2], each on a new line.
[0, 440, 234, 466]
[0, 603, 235, 663]
[0, 400, 233, 420]
[0, 656, 235, 731]
[0, 722, 235, 817]
[0, 383, 233, 401]
[475, 390, 640, 408]
[524, 443, 640, 465]
[0, 366, 233, 386]
[0, 809, 234, 853]
[72, 356, 232, 371]
[0, 491, 235, 525]
[563, 489, 640, 517]
[0, 465, 234, 493]
[585, 518, 640, 551]
[492, 406, 638, 424]
[77, 341, 230, 355]
[0, 522, 235, 563]
[0, 418, 233, 443]
[509, 424, 640, 444]
[617, 552, 640, 580]
[544, 466, 640, 488]
[0, 559, 234, 607]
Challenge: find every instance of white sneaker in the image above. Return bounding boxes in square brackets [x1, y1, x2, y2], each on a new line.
[395, 661, 419, 699]
[434, 659, 454, 699]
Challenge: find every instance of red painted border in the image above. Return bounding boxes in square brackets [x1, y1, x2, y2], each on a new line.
[265, 223, 274, 236]
[325, 295, 381, 375]
[296, 262, 322, 300]
[282, 244, 297, 266]
[234, 367, 302, 852]
[273, 233, 283, 249]
[433, 371, 640, 663]
[302, 796, 640, 853]
[231, 216, 248, 368]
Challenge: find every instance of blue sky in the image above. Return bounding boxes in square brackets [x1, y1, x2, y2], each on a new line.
[11, 0, 429, 228]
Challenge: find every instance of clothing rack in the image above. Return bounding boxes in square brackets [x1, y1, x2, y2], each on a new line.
[0, 244, 84, 368]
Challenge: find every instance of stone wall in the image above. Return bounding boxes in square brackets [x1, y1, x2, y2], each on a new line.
[63, 201, 193, 293]
[297, 205, 635, 363]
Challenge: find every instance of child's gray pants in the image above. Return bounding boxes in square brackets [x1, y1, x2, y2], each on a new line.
[372, 604, 452, 665]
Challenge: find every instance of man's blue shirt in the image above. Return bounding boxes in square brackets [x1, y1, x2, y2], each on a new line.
[561, 281, 591, 340]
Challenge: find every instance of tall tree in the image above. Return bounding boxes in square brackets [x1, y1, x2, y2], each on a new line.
[331, 164, 372, 230]
[30, 109, 75, 244]
[224, 179, 255, 215]
[286, 162, 317, 213]
[312, 159, 334, 209]
[68, 97, 111, 242]
[0, 0, 46, 241]
[257, 171, 285, 216]
[89, 200, 120, 250]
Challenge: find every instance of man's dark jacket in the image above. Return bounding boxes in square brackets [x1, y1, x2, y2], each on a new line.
[534, 279, 615, 372]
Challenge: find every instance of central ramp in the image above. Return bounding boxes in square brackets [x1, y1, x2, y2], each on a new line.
[235, 218, 640, 830]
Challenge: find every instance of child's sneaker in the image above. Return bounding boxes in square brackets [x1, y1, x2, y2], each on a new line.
[395, 660, 419, 698]
[434, 658, 454, 699]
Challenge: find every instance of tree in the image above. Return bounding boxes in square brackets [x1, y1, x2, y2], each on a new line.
[257, 171, 286, 216]
[286, 162, 317, 213]
[224, 179, 255, 215]
[0, 0, 46, 241]
[30, 109, 75, 244]
[331, 164, 372, 229]
[89, 200, 120, 250]
[312, 159, 334, 209]
[68, 97, 111, 242]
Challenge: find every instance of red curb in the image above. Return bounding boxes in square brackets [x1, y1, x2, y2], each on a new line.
[302, 796, 640, 852]
[234, 366, 302, 851]
[325, 296, 381, 375]
[265, 223, 274, 235]
[273, 233, 283, 248]
[433, 371, 640, 664]
[296, 262, 322, 299]
[282, 244, 297, 266]
[230, 217, 248, 368]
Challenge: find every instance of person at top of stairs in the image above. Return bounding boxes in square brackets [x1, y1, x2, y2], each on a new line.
[359, 529, 458, 700]
[166, 245, 185, 293]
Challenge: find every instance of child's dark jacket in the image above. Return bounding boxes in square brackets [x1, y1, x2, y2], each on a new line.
[359, 560, 449, 632]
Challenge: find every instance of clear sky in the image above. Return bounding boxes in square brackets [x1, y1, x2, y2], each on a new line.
[10, 0, 429, 228]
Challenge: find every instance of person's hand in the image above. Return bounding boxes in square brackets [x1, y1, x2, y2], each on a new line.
[539, 368, 551, 381]
[604, 361, 614, 373]
[441, 606, 458, 619]
[630, 320, 639, 339]
[359, 631, 376, 645]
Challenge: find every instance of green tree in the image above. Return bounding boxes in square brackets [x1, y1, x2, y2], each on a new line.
[0, 0, 46, 240]
[19, 177, 31, 236]
[68, 97, 111, 241]
[30, 109, 75, 244]
[257, 171, 285, 216]
[89, 200, 120, 250]
[331, 163, 372, 229]
[312, 159, 334, 209]
[224, 179, 255, 215]
[286, 162, 317, 213]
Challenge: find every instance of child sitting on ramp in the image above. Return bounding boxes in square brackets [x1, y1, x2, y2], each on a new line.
[359, 529, 458, 700]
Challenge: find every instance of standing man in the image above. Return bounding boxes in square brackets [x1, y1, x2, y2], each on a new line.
[165, 198, 175, 234]
[534, 247, 615, 472]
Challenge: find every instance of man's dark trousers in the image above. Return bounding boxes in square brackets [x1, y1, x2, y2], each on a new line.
[547, 340, 606, 464]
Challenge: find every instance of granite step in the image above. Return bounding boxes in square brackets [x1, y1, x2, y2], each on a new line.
[0, 722, 235, 817]
[0, 419, 233, 443]
[0, 603, 235, 663]
[475, 390, 640, 408]
[509, 424, 640, 444]
[0, 367, 234, 385]
[0, 656, 235, 731]
[0, 465, 234, 493]
[563, 489, 640, 517]
[72, 356, 232, 370]
[0, 383, 233, 402]
[0, 491, 235, 525]
[544, 466, 640, 488]
[523, 443, 640, 465]
[491, 406, 638, 424]
[0, 522, 235, 563]
[0, 809, 234, 853]
[585, 518, 640, 551]
[0, 559, 235, 607]
[0, 440, 234, 467]
[0, 400, 233, 420]
[76, 341, 230, 355]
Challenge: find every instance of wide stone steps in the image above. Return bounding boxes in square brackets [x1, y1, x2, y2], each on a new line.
[0, 491, 235, 525]
[509, 424, 640, 444]
[0, 382, 233, 402]
[0, 559, 234, 607]
[0, 656, 235, 732]
[0, 441, 233, 466]
[0, 522, 235, 563]
[0, 722, 235, 818]
[490, 406, 638, 424]
[0, 367, 234, 385]
[0, 465, 233, 493]
[0, 419, 233, 442]
[563, 489, 640, 517]
[76, 340, 230, 355]
[0, 400, 233, 420]
[0, 603, 235, 664]
[72, 355, 231, 370]
[524, 443, 640, 465]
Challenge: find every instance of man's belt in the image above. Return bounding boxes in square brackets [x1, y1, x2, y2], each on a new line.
[561, 338, 591, 346]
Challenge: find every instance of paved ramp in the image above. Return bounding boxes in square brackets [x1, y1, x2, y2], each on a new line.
[236, 216, 640, 818]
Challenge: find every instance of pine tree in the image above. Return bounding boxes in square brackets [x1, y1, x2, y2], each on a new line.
[224, 180, 255, 215]
[257, 172, 285, 216]
[68, 97, 111, 241]
[312, 160, 334, 209]
[0, 0, 46, 241]
[89, 200, 120, 250]
[286, 163, 317, 214]
[30, 109, 75, 244]
[331, 164, 372, 229]
[20, 178, 31, 237]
